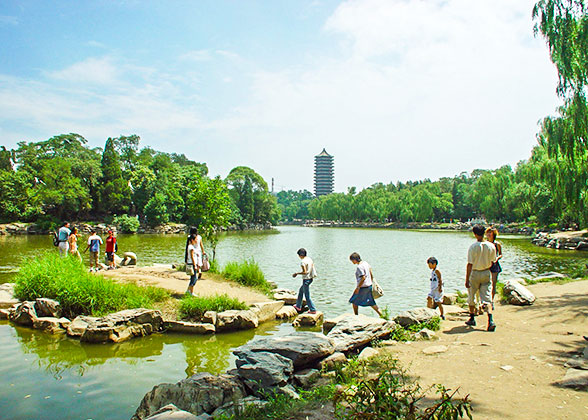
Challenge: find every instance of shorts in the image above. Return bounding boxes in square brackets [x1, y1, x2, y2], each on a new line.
[428, 288, 444, 303]
[106, 252, 114, 262]
[467, 269, 492, 306]
[90, 251, 99, 266]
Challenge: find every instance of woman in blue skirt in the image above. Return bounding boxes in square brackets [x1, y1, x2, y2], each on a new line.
[349, 252, 382, 317]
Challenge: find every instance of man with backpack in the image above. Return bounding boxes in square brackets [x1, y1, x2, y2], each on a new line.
[56, 222, 71, 257]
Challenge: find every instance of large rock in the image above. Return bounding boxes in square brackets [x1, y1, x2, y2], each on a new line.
[0, 283, 19, 309]
[122, 251, 138, 266]
[144, 404, 200, 420]
[326, 314, 395, 353]
[358, 347, 379, 360]
[275, 306, 298, 320]
[250, 301, 284, 323]
[165, 321, 215, 334]
[316, 352, 347, 371]
[273, 289, 304, 306]
[394, 307, 438, 327]
[216, 310, 258, 332]
[67, 315, 99, 337]
[34, 298, 62, 318]
[81, 308, 163, 343]
[293, 368, 320, 388]
[502, 280, 535, 306]
[8, 301, 37, 326]
[32, 317, 71, 334]
[202, 311, 217, 326]
[132, 372, 246, 420]
[554, 369, 588, 389]
[293, 311, 324, 327]
[323, 313, 354, 334]
[0, 308, 9, 320]
[234, 331, 335, 368]
[235, 350, 294, 394]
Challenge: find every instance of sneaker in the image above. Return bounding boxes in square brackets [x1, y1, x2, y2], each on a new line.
[487, 322, 496, 332]
[465, 318, 476, 326]
[293, 305, 302, 313]
[308, 311, 317, 314]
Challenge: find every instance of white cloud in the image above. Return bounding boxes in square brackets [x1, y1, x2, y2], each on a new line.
[48, 57, 120, 85]
[179, 49, 212, 62]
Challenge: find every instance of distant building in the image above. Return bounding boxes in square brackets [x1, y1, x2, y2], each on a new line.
[314, 148, 334, 197]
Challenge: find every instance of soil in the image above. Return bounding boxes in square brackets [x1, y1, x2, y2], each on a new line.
[386, 280, 588, 420]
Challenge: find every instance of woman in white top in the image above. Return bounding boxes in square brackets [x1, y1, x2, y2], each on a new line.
[349, 252, 382, 317]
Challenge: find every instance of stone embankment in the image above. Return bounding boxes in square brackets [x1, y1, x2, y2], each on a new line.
[532, 230, 588, 251]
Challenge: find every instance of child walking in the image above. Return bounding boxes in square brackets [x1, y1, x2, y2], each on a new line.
[292, 248, 317, 314]
[426, 257, 445, 320]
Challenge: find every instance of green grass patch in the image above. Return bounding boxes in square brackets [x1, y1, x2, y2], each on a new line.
[221, 259, 272, 293]
[390, 316, 441, 342]
[178, 294, 248, 319]
[14, 253, 169, 318]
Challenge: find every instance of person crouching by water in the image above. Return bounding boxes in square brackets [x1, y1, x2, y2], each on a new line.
[292, 248, 317, 314]
[185, 233, 199, 296]
[465, 224, 497, 331]
[349, 252, 382, 317]
[426, 257, 445, 320]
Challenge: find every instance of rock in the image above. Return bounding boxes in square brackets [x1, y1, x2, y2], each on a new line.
[276, 384, 300, 399]
[502, 280, 536, 306]
[250, 301, 284, 323]
[394, 307, 439, 327]
[417, 328, 436, 340]
[326, 314, 396, 353]
[235, 350, 294, 395]
[202, 311, 217, 326]
[533, 272, 567, 282]
[8, 301, 37, 326]
[584, 346, 588, 359]
[506, 278, 528, 286]
[554, 369, 588, 389]
[210, 397, 266, 419]
[122, 251, 138, 266]
[275, 306, 298, 320]
[564, 358, 588, 370]
[144, 404, 200, 419]
[323, 313, 354, 334]
[317, 352, 347, 370]
[357, 347, 379, 360]
[216, 310, 259, 332]
[0, 283, 19, 309]
[442, 293, 457, 305]
[293, 368, 320, 388]
[500, 365, 514, 371]
[234, 331, 335, 368]
[293, 311, 324, 327]
[132, 372, 246, 420]
[32, 317, 71, 334]
[273, 289, 304, 306]
[34, 298, 62, 318]
[81, 308, 163, 343]
[67, 316, 98, 337]
[422, 345, 448, 355]
[0, 308, 9, 319]
[165, 321, 215, 334]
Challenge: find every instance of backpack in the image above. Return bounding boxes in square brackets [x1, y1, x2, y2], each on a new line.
[52, 231, 59, 246]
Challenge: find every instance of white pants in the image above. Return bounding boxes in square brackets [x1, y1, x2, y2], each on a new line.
[58, 242, 69, 257]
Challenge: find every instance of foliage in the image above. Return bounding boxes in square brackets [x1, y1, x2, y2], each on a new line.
[178, 293, 248, 319]
[144, 193, 169, 227]
[390, 317, 441, 342]
[221, 259, 272, 292]
[99, 138, 131, 214]
[112, 214, 140, 233]
[276, 189, 314, 221]
[13, 253, 169, 318]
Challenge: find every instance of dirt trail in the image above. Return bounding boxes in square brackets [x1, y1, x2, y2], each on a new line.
[100, 265, 271, 304]
[386, 280, 588, 420]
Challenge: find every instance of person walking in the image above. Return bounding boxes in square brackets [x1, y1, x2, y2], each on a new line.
[84, 229, 103, 272]
[349, 252, 382, 317]
[485, 227, 503, 302]
[185, 233, 199, 296]
[57, 222, 71, 257]
[292, 248, 318, 314]
[465, 224, 497, 331]
[185, 228, 205, 279]
[68, 227, 81, 260]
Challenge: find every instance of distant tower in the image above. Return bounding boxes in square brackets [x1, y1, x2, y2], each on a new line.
[314, 148, 334, 197]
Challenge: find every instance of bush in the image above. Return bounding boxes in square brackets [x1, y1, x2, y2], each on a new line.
[222, 259, 271, 292]
[113, 214, 140, 233]
[179, 294, 248, 319]
[390, 316, 441, 342]
[14, 253, 169, 318]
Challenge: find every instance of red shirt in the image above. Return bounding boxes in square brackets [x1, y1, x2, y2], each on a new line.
[105, 236, 116, 253]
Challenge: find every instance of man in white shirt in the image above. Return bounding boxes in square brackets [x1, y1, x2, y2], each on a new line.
[465, 224, 497, 331]
[292, 248, 317, 314]
[57, 222, 71, 257]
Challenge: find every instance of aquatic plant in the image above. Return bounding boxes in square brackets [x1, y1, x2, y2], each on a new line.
[178, 294, 248, 319]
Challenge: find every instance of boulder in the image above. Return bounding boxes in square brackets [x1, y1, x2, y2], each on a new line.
[0, 283, 18, 309]
[502, 280, 535, 306]
[81, 308, 163, 343]
[34, 298, 62, 318]
[234, 331, 335, 368]
[293, 368, 320, 388]
[8, 301, 37, 326]
[132, 372, 246, 420]
[202, 311, 217, 326]
[326, 314, 396, 353]
[273, 289, 304, 306]
[316, 352, 347, 370]
[554, 369, 588, 389]
[144, 404, 200, 420]
[122, 251, 138, 266]
[216, 310, 258, 332]
[394, 308, 438, 327]
[235, 350, 294, 395]
[323, 313, 354, 334]
[417, 328, 436, 340]
[165, 321, 215, 334]
[565, 358, 588, 370]
[250, 301, 284, 323]
[67, 316, 99, 337]
[275, 306, 298, 320]
[0, 308, 9, 320]
[442, 293, 457, 305]
[358, 347, 379, 360]
[293, 311, 324, 327]
[32, 317, 71, 334]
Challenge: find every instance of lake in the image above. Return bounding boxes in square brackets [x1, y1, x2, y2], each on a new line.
[0, 226, 585, 419]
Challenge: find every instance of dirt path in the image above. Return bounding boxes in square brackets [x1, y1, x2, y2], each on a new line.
[100, 265, 272, 304]
[386, 280, 588, 419]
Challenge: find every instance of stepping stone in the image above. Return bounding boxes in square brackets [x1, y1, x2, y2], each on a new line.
[422, 345, 448, 355]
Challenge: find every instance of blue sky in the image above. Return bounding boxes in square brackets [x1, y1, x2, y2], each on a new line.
[0, 0, 559, 191]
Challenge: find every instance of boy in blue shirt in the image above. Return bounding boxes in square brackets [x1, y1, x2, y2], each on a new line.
[84, 230, 103, 272]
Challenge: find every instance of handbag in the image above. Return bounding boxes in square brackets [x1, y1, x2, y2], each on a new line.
[201, 254, 210, 272]
[185, 264, 195, 276]
[372, 278, 384, 299]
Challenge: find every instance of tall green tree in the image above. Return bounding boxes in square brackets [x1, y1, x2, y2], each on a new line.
[99, 138, 131, 214]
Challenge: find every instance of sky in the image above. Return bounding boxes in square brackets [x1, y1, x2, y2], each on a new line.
[0, 0, 560, 192]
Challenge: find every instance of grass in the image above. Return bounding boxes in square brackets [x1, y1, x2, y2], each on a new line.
[179, 294, 249, 319]
[14, 253, 169, 318]
[221, 259, 272, 293]
[390, 316, 441, 342]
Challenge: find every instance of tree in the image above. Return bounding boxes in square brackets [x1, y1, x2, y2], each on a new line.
[144, 193, 169, 227]
[99, 138, 131, 214]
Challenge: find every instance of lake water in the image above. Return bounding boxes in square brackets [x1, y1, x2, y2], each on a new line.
[0, 226, 585, 419]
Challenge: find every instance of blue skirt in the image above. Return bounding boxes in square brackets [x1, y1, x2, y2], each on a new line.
[349, 286, 376, 307]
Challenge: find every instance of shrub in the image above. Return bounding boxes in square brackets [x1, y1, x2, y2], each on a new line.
[390, 316, 441, 342]
[179, 294, 248, 319]
[222, 259, 271, 292]
[14, 253, 169, 318]
[113, 214, 140, 233]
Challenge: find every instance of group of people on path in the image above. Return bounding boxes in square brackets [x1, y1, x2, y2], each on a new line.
[290, 223, 504, 333]
[55, 222, 119, 271]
